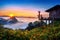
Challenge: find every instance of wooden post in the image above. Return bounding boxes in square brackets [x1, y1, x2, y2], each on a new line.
[46, 19, 47, 27]
[38, 11, 41, 21]
[53, 17, 54, 27]
[49, 19, 50, 26]
[41, 15, 43, 22]
[41, 15, 43, 26]
[48, 17, 49, 26]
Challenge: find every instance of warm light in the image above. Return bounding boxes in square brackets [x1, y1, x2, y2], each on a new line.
[9, 14, 14, 17]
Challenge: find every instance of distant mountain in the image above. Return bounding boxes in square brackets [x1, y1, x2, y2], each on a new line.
[7, 17, 18, 24]
[0, 17, 18, 25]
[0, 18, 7, 24]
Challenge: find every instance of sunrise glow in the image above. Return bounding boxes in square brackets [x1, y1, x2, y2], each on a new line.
[9, 14, 14, 17]
[0, 6, 38, 17]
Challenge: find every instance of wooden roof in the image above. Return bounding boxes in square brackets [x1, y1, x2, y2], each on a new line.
[45, 5, 60, 12]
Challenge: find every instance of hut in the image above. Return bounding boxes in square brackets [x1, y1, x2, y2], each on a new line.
[45, 5, 60, 20]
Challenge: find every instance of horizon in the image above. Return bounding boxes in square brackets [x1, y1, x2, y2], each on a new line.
[0, 16, 37, 18]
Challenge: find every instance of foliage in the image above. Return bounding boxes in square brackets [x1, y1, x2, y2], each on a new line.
[0, 21, 60, 40]
[26, 21, 46, 30]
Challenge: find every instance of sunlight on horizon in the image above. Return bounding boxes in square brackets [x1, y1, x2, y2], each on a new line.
[9, 13, 14, 17]
[0, 5, 49, 18]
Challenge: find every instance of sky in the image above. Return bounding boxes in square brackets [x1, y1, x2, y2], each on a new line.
[0, 0, 60, 17]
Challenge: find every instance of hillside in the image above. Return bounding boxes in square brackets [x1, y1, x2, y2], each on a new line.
[0, 21, 60, 40]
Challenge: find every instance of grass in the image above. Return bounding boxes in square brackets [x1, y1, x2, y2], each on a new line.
[0, 21, 60, 40]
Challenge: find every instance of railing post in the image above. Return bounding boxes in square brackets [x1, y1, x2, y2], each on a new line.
[38, 11, 41, 21]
